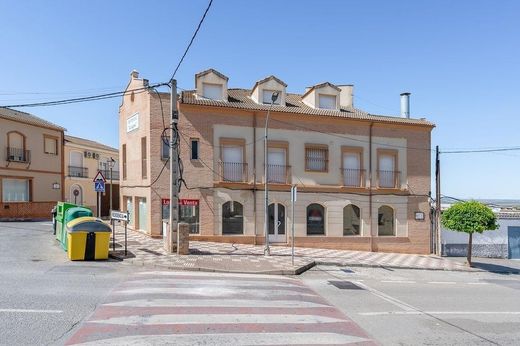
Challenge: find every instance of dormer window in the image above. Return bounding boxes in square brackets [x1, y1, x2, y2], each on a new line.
[262, 90, 281, 105]
[202, 83, 223, 100]
[319, 94, 337, 109]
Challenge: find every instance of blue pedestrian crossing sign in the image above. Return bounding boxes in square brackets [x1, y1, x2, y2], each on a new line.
[94, 181, 105, 193]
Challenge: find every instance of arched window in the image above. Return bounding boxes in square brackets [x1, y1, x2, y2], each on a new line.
[307, 203, 325, 235]
[222, 201, 243, 235]
[7, 131, 27, 162]
[378, 205, 395, 236]
[343, 204, 361, 236]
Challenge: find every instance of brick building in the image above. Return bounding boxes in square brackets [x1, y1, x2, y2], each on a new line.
[119, 69, 435, 253]
[0, 107, 65, 220]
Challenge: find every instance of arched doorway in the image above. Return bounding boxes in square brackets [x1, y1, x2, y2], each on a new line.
[70, 184, 83, 205]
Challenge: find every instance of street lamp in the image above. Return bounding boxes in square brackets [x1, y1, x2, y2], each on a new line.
[107, 157, 116, 213]
[264, 91, 279, 256]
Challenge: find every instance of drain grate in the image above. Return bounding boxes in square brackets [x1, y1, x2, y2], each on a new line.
[328, 280, 364, 290]
[138, 248, 164, 256]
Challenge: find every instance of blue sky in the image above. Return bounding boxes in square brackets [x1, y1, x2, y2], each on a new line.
[0, 0, 519, 199]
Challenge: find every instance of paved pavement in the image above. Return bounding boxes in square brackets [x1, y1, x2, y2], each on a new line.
[66, 270, 377, 345]
[303, 265, 520, 345]
[111, 225, 472, 274]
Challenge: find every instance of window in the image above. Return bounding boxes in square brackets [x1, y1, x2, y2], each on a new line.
[378, 150, 398, 188]
[2, 178, 29, 202]
[161, 136, 170, 161]
[262, 90, 281, 104]
[307, 203, 325, 235]
[202, 83, 223, 100]
[141, 137, 147, 179]
[191, 139, 199, 160]
[319, 94, 337, 109]
[137, 197, 147, 231]
[378, 205, 395, 236]
[7, 131, 28, 162]
[267, 147, 287, 183]
[221, 139, 246, 182]
[305, 146, 328, 172]
[69, 151, 86, 177]
[343, 205, 361, 236]
[122, 144, 127, 180]
[222, 201, 243, 235]
[44, 136, 58, 155]
[342, 148, 363, 187]
[180, 199, 200, 234]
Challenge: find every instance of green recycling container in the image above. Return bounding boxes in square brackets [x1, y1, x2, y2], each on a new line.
[55, 202, 77, 244]
[61, 207, 93, 251]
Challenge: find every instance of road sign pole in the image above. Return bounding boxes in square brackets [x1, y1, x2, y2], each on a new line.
[97, 192, 101, 218]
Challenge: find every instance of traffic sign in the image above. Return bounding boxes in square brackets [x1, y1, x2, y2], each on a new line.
[94, 181, 105, 192]
[111, 210, 129, 221]
[93, 170, 106, 182]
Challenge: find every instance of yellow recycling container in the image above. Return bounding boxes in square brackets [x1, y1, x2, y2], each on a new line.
[66, 217, 111, 261]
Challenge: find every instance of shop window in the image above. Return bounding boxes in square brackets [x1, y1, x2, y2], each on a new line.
[307, 203, 325, 235]
[343, 204, 361, 236]
[222, 201, 243, 235]
[378, 205, 395, 236]
[180, 199, 200, 234]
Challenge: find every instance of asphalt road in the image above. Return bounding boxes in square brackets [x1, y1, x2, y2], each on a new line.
[0, 221, 133, 346]
[302, 265, 520, 345]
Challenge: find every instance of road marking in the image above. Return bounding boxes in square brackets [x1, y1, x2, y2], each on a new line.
[125, 278, 304, 288]
[70, 332, 370, 346]
[467, 282, 488, 285]
[380, 280, 416, 284]
[352, 281, 417, 312]
[90, 313, 347, 325]
[0, 308, 62, 314]
[114, 287, 315, 297]
[104, 298, 330, 308]
[428, 281, 457, 285]
[360, 311, 520, 316]
[137, 271, 298, 281]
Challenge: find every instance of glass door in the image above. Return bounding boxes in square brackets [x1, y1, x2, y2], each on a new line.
[268, 203, 286, 243]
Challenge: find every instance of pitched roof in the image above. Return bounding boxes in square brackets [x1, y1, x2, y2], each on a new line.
[65, 135, 118, 152]
[252, 75, 288, 91]
[0, 107, 66, 131]
[180, 88, 435, 127]
[195, 68, 229, 81]
[302, 82, 341, 98]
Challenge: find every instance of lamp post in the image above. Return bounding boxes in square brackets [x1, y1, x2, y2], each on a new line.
[107, 157, 116, 213]
[264, 91, 279, 256]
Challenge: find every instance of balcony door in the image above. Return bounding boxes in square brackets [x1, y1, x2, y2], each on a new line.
[343, 152, 361, 186]
[267, 148, 286, 183]
[379, 154, 395, 188]
[222, 146, 243, 182]
[268, 203, 286, 243]
[69, 151, 85, 177]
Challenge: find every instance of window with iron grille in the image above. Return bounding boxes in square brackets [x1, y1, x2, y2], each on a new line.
[305, 146, 328, 172]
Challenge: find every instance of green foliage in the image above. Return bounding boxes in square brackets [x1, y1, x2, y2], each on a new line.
[441, 201, 499, 234]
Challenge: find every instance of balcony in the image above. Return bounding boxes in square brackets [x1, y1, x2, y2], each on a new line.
[219, 161, 248, 182]
[68, 165, 88, 178]
[6, 147, 30, 163]
[341, 168, 365, 187]
[267, 164, 291, 184]
[378, 170, 401, 189]
[102, 170, 120, 181]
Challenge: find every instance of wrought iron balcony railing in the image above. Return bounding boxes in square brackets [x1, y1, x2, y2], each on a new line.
[219, 161, 248, 182]
[6, 147, 30, 163]
[68, 165, 88, 178]
[267, 164, 291, 184]
[378, 170, 401, 188]
[341, 168, 365, 187]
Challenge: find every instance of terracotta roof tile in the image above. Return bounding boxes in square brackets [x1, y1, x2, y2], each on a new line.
[180, 89, 435, 127]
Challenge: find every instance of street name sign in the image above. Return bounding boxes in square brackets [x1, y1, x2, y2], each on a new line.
[111, 210, 129, 221]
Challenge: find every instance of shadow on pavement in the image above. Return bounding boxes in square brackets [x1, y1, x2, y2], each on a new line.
[471, 261, 520, 275]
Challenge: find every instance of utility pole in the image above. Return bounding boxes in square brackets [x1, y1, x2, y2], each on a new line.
[264, 92, 279, 256]
[435, 145, 441, 256]
[167, 79, 180, 254]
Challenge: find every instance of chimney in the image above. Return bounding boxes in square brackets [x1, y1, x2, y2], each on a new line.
[400, 92, 410, 118]
[338, 85, 354, 108]
[130, 69, 139, 79]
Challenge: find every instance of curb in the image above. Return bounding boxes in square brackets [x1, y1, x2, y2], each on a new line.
[315, 261, 477, 272]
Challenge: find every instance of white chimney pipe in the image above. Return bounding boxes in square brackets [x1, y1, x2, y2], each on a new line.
[400, 92, 410, 118]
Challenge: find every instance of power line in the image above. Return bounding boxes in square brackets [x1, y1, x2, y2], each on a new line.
[0, 83, 167, 108]
[441, 147, 520, 154]
[170, 0, 214, 81]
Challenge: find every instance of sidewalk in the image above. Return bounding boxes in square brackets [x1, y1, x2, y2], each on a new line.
[110, 226, 473, 274]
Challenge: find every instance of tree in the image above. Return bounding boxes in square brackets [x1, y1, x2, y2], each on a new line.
[441, 201, 498, 266]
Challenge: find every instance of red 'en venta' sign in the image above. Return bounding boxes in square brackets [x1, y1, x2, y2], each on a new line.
[162, 199, 199, 206]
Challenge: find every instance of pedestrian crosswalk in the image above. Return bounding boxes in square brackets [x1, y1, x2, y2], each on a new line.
[66, 271, 376, 345]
